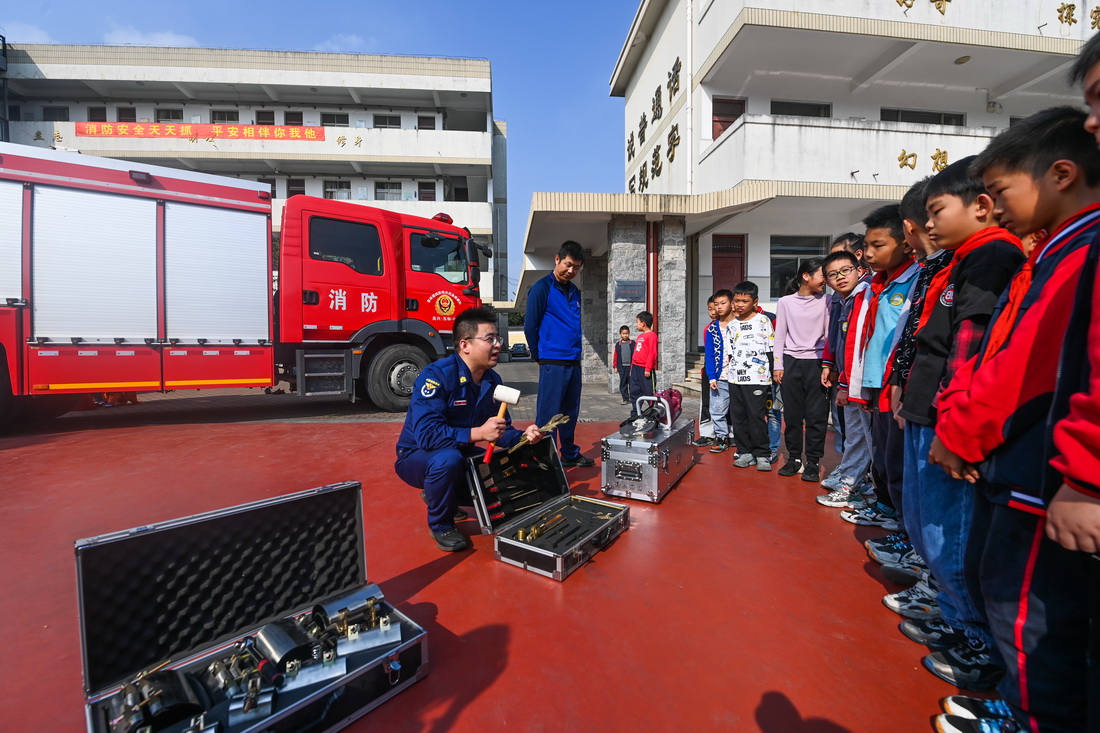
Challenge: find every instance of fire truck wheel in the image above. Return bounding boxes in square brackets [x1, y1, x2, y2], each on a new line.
[365, 344, 429, 413]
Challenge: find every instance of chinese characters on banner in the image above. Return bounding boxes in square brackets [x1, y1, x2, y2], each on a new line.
[75, 122, 327, 141]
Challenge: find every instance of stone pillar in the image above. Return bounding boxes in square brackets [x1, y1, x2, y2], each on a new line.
[607, 215, 648, 393]
[579, 252, 608, 384]
[657, 216, 687, 392]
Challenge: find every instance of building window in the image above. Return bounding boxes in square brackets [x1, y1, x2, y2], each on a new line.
[770, 100, 831, 118]
[257, 178, 276, 198]
[373, 114, 401, 129]
[712, 97, 745, 139]
[117, 107, 137, 123]
[156, 109, 183, 123]
[212, 110, 239, 123]
[417, 115, 436, 130]
[255, 110, 275, 126]
[323, 180, 351, 200]
[287, 178, 306, 198]
[309, 217, 383, 276]
[7, 105, 21, 122]
[881, 108, 965, 126]
[418, 181, 437, 201]
[88, 106, 107, 122]
[375, 181, 402, 201]
[43, 106, 70, 122]
[284, 111, 303, 126]
[321, 113, 349, 127]
[770, 235, 830, 298]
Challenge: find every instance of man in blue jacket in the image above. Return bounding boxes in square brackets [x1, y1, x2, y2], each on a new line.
[524, 241, 593, 467]
[396, 307, 544, 551]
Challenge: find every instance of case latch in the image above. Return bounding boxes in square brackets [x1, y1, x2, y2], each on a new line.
[384, 654, 402, 686]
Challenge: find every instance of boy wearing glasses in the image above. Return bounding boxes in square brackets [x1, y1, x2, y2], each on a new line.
[818, 250, 872, 507]
[396, 307, 544, 552]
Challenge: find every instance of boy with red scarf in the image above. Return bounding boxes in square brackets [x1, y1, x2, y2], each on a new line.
[838, 205, 920, 532]
[928, 107, 1100, 733]
[891, 157, 1025, 697]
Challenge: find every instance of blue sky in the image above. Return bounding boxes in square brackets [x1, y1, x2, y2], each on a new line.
[2, 1, 640, 299]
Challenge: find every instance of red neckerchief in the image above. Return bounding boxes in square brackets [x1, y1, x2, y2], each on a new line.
[981, 203, 1100, 361]
[861, 256, 916, 353]
[914, 227, 1022, 336]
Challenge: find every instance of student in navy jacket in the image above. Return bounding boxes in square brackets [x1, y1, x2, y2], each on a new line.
[524, 241, 594, 467]
[396, 307, 544, 552]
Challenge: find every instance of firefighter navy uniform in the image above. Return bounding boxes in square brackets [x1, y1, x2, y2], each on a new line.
[395, 352, 523, 532]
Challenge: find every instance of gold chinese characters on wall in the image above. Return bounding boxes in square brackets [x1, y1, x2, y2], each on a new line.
[898, 148, 949, 172]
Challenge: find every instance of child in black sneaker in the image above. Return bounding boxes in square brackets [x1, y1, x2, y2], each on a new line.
[773, 258, 829, 481]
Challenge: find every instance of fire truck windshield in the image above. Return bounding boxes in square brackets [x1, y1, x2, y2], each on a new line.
[409, 231, 468, 284]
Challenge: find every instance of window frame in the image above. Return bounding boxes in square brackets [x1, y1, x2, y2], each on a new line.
[373, 114, 401, 130]
[211, 109, 240, 123]
[417, 115, 437, 130]
[286, 178, 306, 198]
[42, 106, 70, 122]
[880, 107, 965, 127]
[155, 108, 184, 123]
[308, 216, 384, 276]
[88, 106, 107, 122]
[770, 100, 832, 118]
[323, 180, 352, 200]
[712, 97, 746, 139]
[117, 107, 137, 123]
[320, 113, 349, 127]
[769, 235, 830, 298]
[374, 181, 402, 201]
[284, 111, 303, 126]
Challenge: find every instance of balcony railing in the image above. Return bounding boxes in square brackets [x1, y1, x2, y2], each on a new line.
[695, 114, 999, 192]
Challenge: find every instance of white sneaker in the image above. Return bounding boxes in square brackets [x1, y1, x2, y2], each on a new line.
[756, 456, 772, 472]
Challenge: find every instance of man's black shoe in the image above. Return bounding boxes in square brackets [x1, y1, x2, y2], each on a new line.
[801, 462, 820, 482]
[709, 437, 729, 453]
[430, 527, 469, 552]
[420, 490, 468, 521]
[777, 458, 802, 476]
[561, 455, 595, 468]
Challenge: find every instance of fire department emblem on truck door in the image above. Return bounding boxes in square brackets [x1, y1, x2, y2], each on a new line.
[435, 295, 456, 316]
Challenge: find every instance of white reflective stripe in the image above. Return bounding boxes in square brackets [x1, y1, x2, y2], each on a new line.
[234, 350, 250, 355]
[77, 350, 98, 356]
[304, 325, 318, 329]
[118, 351, 135, 356]
[329, 325, 342, 330]
[33, 187, 157, 341]
[203, 350, 219, 355]
[38, 350, 59, 356]
[0, 180, 23, 301]
[169, 350, 187, 355]
[164, 201, 269, 343]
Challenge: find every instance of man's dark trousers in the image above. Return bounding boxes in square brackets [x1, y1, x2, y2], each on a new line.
[395, 445, 480, 531]
[537, 362, 582, 461]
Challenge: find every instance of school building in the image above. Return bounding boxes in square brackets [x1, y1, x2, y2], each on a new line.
[516, 0, 1092, 394]
[0, 43, 509, 302]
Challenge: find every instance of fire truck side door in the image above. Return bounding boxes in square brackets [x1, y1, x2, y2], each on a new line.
[300, 213, 393, 341]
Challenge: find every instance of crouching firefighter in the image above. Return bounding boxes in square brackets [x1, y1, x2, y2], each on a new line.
[394, 307, 544, 552]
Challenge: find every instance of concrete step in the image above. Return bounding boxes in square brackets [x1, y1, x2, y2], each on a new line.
[673, 381, 702, 398]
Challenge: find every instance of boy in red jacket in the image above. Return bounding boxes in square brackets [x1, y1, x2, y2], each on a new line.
[928, 106, 1100, 733]
[628, 311, 658, 418]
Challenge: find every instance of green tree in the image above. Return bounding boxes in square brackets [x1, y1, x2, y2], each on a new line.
[507, 311, 525, 327]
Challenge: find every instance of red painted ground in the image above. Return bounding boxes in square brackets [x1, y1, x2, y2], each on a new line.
[0, 421, 955, 731]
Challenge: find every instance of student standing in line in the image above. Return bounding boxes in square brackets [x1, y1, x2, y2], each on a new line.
[704, 290, 736, 453]
[628, 311, 658, 417]
[727, 281, 775, 472]
[612, 325, 635, 405]
[694, 296, 720, 447]
[773, 258, 830, 482]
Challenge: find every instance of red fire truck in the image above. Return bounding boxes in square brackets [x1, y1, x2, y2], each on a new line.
[0, 142, 487, 425]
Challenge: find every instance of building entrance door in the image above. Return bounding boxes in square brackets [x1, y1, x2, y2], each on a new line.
[712, 234, 745, 291]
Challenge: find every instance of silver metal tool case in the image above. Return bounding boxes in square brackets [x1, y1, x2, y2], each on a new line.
[601, 397, 697, 503]
[75, 481, 428, 733]
[465, 438, 629, 581]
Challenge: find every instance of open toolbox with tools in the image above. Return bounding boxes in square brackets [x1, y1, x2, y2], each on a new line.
[75, 481, 428, 733]
[465, 436, 629, 581]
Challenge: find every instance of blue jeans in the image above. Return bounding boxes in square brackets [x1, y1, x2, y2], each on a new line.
[708, 380, 730, 439]
[537, 363, 582, 460]
[902, 422, 991, 647]
[828, 403, 872, 488]
[768, 384, 781, 452]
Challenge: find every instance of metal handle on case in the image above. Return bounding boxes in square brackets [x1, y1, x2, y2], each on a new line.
[633, 395, 673, 430]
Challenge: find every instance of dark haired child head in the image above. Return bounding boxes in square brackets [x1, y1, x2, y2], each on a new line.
[706, 295, 717, 322]
[822, 250, 861, 297]
[636, 311, 654, 332]
[862, 204, 912, 276]
[787, 257, 825, 297]
[712, 289, 733, 321]
[732, 280, 759, 319]
[970, 106, 1100, 237]
[899, 176, 936, 257]
[619, 325, 631, 341]
[830, 232, 865, 263]
[925, 155, 997, 250]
